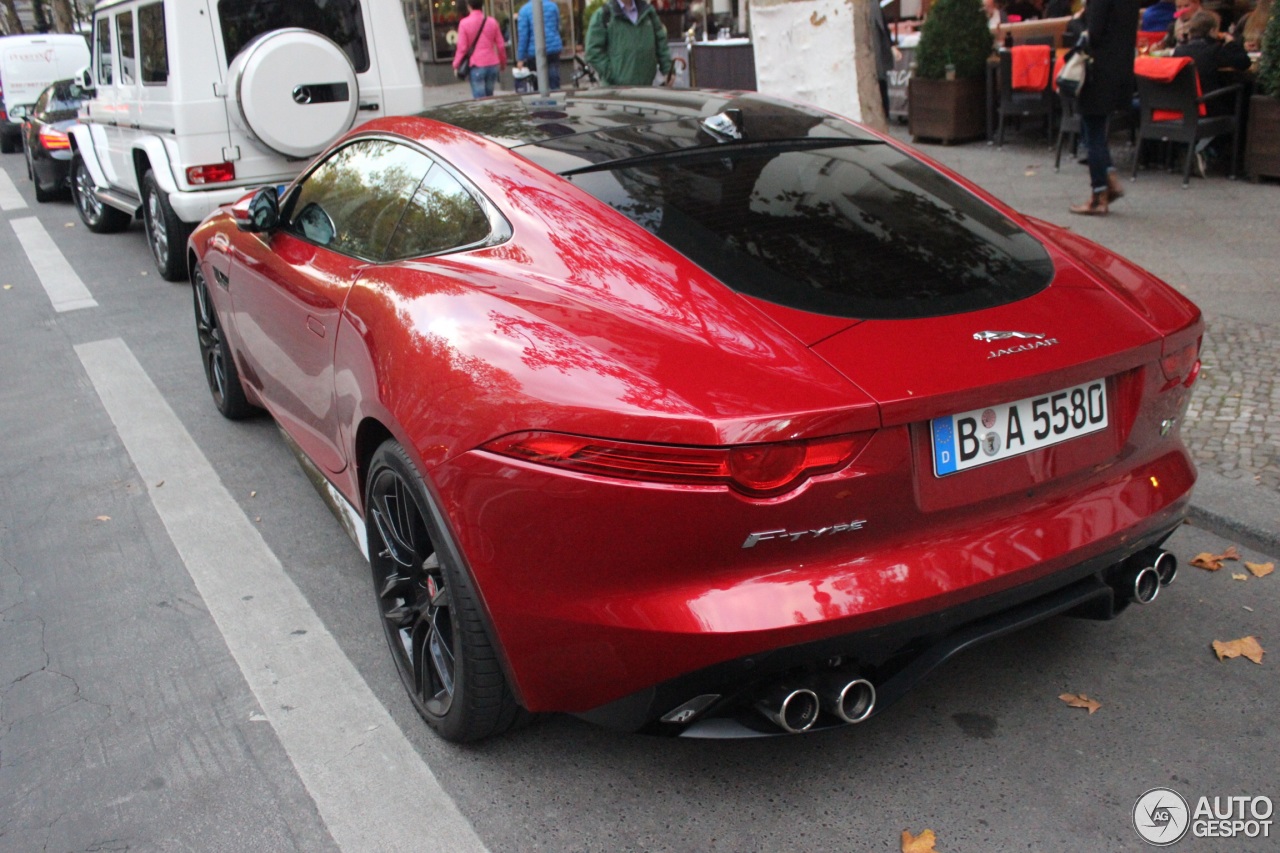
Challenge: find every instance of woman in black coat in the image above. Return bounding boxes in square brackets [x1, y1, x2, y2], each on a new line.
[1071, 0, 1140, 215]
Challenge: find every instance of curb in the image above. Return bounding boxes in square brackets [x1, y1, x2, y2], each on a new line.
[1188, 468, 1280, 557]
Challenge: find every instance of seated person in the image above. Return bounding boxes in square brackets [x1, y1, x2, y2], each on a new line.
[1161, 0, 1203, 46]
[1231, 0, 1274, 50]
[1141, 0, 1177, 31]
[1173, 10, 1251, 114]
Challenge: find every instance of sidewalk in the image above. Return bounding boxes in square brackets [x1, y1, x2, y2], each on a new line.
[417, 83, 1280, 554]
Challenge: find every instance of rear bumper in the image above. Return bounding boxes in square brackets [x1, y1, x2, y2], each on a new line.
[580, 515, 1183, 736]
[433, 435, 1196, 718]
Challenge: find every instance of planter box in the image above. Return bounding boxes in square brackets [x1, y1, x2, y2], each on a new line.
[1245, 94, 1280, 182]
[908, 77, 987, 144]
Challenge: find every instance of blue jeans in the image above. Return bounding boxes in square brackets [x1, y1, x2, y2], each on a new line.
[1080, 113, 1113, 194]
[469, 64, 500, 99]
[525, 52, 561, 90]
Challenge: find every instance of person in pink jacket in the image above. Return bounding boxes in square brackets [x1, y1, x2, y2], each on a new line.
[454, 0, 507, 99]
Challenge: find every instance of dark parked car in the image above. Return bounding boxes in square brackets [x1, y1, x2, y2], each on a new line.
[19, 78, 88, 202]
[189, 89, 1202, 742]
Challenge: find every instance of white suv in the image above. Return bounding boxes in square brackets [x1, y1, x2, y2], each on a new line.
[69, 0, 425, 280]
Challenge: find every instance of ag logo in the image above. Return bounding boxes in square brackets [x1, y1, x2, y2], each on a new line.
[1134, 787, 1191, 846]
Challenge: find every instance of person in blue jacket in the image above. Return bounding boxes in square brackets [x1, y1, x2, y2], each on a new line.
[516, 0, 564, 90]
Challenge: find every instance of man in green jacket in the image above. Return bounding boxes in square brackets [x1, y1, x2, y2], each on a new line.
[584, 0, 675, 86]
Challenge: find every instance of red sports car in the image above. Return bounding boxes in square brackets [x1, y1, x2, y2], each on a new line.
[188, 89, 1201, 741]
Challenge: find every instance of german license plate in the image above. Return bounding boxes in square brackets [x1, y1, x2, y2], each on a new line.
[931, 379, 1108, 476]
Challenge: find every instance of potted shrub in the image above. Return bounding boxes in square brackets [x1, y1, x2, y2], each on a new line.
[1246, 4, 1280, 180]
[909, 0, 994, 143]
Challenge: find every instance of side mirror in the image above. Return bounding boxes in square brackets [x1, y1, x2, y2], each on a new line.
[231, 187, 280, 232]
[76, 66, 96, 96]
[8, 105, 28, 121]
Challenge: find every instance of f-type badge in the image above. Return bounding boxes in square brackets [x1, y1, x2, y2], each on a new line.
[742, 520, 866, 549]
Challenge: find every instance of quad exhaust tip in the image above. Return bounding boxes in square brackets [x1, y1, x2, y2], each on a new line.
[1115, 548, 1175, 606]
[1131, 565, 1161, 605]
[823, 677, 877, 724]
[756, 686, 821, 733]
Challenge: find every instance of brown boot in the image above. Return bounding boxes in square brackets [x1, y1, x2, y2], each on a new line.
[1106, 172, 1125, 203]
[1069, 191, 1109, 216]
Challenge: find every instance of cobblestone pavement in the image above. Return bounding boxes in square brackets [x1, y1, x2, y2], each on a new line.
[889, 126, 1280, 494]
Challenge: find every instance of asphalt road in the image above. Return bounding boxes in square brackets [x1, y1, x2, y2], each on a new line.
[0, 150, 1276, 853]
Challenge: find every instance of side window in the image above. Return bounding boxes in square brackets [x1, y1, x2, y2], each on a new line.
[139, 2, 169, 84]
[96, 18, 114, 86]
[285, 139, 432, 261]
[34, 88, 50, 115]
[385, 166, 492, 260]
[117, 11, 136, 85]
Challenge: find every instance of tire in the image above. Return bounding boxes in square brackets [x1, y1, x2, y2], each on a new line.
[71, 153, 130, 233]
[366, 440, 526, 742]
[192, 263, 254, 419]
[143, 170, 194, 281]
[30, 150, 56, 204]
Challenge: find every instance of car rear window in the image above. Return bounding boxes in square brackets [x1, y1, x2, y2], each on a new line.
[218, 0, 369, 72]
[564, 142, 1054, 320]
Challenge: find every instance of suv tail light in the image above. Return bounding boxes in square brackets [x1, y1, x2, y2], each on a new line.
[186, 162, 236, 185]
[481, 431, 870, 498]
[38, 126, 70, 150]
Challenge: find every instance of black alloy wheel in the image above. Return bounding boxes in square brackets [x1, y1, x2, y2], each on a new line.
[192, 264, 253, 419]
[71, 153, 130, 233]
[365, 440, 525, 742]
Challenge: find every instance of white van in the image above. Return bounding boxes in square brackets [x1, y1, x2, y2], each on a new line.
[0, 34, 91, 153]
[68, 0, 425, 280]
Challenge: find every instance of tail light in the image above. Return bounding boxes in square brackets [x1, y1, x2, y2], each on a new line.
[186, 162, 236, 185]
[38, 125, 71, 150]
[481, 431, 870, 498]
[1160, 338, 1201, 389]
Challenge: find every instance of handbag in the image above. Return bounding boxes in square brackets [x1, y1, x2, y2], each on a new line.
[1056, 47, 1091, 98]
[455, 14, 487, 79]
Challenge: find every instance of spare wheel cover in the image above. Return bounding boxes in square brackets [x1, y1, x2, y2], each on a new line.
[232, 28, 359, 159]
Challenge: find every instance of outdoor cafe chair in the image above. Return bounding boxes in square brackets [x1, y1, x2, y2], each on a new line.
[1132, 58, 1244, 187]
[996, 43, 1057, 147]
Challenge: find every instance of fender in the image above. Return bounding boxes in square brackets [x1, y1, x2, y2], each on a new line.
[66, 123, 110, 188]
[129, 135, 182, 198]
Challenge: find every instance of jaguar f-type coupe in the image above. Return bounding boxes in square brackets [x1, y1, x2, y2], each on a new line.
[188, 89, 1202, 741]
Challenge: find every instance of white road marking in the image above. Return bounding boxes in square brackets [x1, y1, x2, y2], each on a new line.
[75, 338, 489, 853]
[11, 216, 97, 312]
[0, 165, 28, 210]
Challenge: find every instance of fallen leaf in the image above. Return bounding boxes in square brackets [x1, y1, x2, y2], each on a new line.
[95, 515, 111, 522]
[1059, 692, 1102, 714]
[1191, 552, 1224, 570]
[1246, 561, 1274, 578]
[1244, 606, 1255, 612]
[255, 516, 262, 522]
[1023, 169, 1036, 177]
[1191, 547, 1242, 571]
[140, 271, 148, 277]
[2, 284, 11, 290]
[64, 222, 74, 227]
[250, 490, 257, 498]
[1213, 636, 1265, 664]
[1232, 573, 1248, 581]
[155, 480, 164, 488]
[901, 829, 939, 853]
